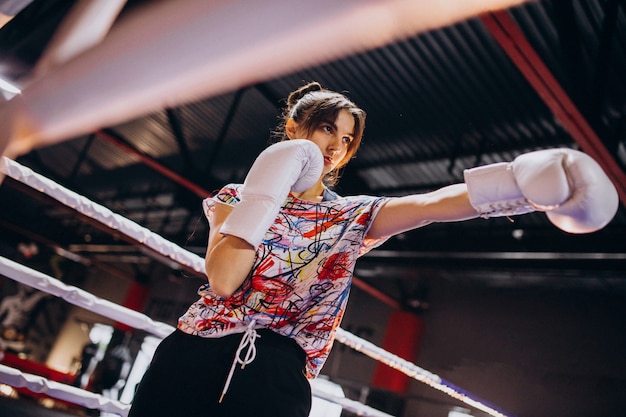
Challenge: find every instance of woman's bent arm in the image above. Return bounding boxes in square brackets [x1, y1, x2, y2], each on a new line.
[205, 203, 257, 298]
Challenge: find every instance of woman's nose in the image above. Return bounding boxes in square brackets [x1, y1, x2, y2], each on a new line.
[327, 145, 339, 155]
[328, 135, 341, 151]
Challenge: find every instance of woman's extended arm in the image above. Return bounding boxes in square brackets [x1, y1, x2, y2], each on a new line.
[204, 203, 257, 298]
[368, 148, 619, 239]
[366, 183, 478, 239]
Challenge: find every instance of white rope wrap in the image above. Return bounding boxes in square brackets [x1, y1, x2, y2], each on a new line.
[0, 364, 131, 416]
[0, 157, 205, 274]
[0, 157, 512, 417]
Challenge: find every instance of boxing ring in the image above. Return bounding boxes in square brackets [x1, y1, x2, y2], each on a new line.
[0, 156, 513, 417]
[0, 0, 539, 415]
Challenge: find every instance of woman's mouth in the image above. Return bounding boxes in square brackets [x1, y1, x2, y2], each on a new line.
[324, 156, 333, 165]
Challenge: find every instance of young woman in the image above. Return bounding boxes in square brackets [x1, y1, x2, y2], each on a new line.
[127, 82, 617, 417]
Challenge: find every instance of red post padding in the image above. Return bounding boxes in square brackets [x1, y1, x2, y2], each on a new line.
[114, 281, 149, 332]
[371, 310, 423, 393]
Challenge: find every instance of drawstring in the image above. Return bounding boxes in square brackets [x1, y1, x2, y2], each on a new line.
[219, 320, 260, 403]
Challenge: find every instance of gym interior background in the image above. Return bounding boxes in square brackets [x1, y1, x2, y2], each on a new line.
[0, 1, 625, 416]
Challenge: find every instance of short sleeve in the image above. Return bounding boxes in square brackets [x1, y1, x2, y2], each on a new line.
[202, 184, 242, 224]
[358, 196, 391, 256]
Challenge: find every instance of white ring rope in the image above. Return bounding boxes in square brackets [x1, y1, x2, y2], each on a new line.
[0, 256, 393, 417]
[335, 329, 508, 417]
[0, 256, 176, 339]
[311, 388, 393, 417]
[0, 364, 131, 416]
[0, 362, 392, 417]
[0, 157, 513, 417]
[0, 157, 205, 275]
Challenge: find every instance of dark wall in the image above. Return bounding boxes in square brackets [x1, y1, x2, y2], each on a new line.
[331, 274, 626, 417]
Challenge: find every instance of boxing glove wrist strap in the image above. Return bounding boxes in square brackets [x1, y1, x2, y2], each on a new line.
[463, 162, 535, 218]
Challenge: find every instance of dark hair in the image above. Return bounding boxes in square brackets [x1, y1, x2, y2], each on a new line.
[273, 82, 366, 186]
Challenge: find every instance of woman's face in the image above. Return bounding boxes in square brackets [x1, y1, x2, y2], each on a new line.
[289, 109, 355, 176]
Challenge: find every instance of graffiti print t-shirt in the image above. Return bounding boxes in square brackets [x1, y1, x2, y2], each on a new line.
[177, 184, 390, 378]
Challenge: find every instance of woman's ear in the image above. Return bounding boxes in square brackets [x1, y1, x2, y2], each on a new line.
[285, 118, 297, 139]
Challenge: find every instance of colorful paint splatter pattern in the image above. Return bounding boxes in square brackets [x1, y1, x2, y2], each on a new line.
[178, 184, 389, 377]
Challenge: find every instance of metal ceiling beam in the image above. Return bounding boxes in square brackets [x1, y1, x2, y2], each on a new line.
[96, 128, 212, 198]
[351, 276, 402, 309]
[590, 0, 621, 142]
[366, 249, 626, 261]
[481, 10, 626, 207]
[358, 249, 626, 276]
[68, 133, 95, 181]
[165, 107, 194, 170]
[205, 87, 246, 177]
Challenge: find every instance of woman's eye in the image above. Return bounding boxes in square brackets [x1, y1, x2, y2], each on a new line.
[342, 136, 352, 144]
[322, 125, 333, 133]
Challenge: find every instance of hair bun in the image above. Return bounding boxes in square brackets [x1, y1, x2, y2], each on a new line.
[287, 81, 323, 107]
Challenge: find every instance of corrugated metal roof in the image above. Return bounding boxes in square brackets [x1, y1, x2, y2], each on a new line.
[0, 0, 622, 254]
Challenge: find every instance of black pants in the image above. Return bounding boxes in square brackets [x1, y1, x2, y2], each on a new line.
[128, 329, 312, 417]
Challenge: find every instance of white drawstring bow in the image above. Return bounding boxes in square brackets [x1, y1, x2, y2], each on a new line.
[219, 320, 260, 403]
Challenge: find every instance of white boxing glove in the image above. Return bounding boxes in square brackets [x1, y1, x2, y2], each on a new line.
[464, 148, 619, 234]
[220, 139, 323, 247]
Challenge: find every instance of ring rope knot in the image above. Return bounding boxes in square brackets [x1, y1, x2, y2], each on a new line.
[219, 319, 261, 403]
